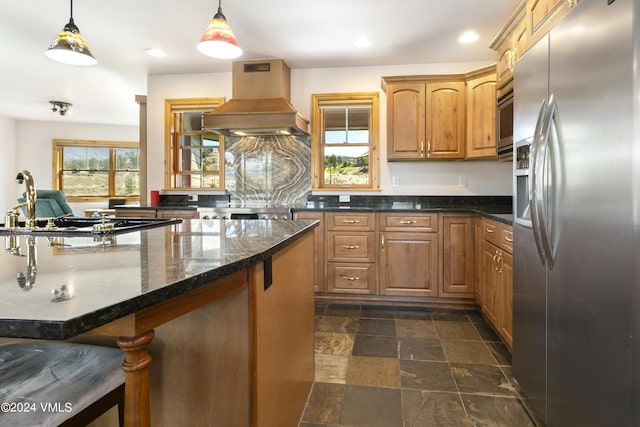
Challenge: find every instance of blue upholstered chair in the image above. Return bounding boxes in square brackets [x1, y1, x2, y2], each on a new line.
[18, 190, 74, 218]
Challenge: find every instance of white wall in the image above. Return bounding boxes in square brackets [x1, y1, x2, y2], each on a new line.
[147, 61, 512, 197]
[0, 115, 17, 215]
[12, 120, 138, 214]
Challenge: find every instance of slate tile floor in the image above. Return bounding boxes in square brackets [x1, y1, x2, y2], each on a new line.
[299, 303, 537, 427]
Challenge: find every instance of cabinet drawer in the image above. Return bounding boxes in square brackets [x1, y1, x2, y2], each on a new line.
[327, 232, 376, 262]
[327, 263, 376, 294]
[379, 213, 438, 232]
[482, 219, 501, 246]
[326, 212, 375, 231]
[501, 226, 513, 254]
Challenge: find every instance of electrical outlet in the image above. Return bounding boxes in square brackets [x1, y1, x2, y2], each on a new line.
[458, 175, 467, 187]
[339, 195, 350, 203]
[392, 176, 400, 187]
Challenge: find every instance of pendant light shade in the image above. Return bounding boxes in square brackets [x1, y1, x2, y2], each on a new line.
[45, 0, 96, 66]
[198, 0, 242, 59]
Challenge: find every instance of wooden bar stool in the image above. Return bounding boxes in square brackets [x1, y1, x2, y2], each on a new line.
[0, 342, 125, 426]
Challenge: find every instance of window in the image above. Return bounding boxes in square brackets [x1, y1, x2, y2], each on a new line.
[53, 139, 140, 201]
[165, 98, 226, 189]
[311, 93, 380, 190]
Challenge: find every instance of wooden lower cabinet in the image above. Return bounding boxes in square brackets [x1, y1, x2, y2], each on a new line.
[481, 240, 501, 327]
[157, 209, 198, 219]
[293, 211, 325, 292]
[474, 219, 484, 305]
[479, 219, 514, 348]
[379, 231, 439, 297]
[327, 263, 376, 294]
[500, 251, 513, 347]
[114, 208, 198, 219]
[115, 208, 157, 218]
[325, 212, 376, 295]
[441, 215, 475, 297]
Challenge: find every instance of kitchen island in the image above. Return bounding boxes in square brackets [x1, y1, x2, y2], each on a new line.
[0, 219, 317, 427]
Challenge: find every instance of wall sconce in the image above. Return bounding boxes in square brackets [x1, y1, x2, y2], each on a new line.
[50, 101, 72, 116]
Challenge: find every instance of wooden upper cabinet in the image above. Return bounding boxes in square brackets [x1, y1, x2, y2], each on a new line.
[490, 2, 527, 90]
[384, 79, 465, 160]
[386, 83, 426, 160]
[465, 67, 497, 159]
[492, 0, 579, 92]
[528, 0, 577, 48]
[426, 82, 466, 159]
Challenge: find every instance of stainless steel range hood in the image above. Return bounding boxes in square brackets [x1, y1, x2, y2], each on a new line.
[203, 59, 309, 135]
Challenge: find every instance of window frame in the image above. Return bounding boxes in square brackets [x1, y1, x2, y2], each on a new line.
[164, 98, 226, 190]
[52, 139, 140, 202]
[311, 92, 380, 191]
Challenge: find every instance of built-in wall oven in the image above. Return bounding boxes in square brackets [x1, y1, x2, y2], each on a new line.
[496, 83, 514, 159]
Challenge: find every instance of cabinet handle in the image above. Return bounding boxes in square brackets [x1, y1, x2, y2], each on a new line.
[497, 252, 504, 274]
[420, 141, 424, 156]
[341, 276, 360, 281]
[504, 235, 513, 243]
[493, 251, 500, 271]
[427, 141, 431, 158]
[381, 235, 385, 250]
[485, 227, 495, 234]
[399, 220, 417, 225]
[567, 0, 575, 6]
[342, 220, 360, 224]
[342, 245, 360, 250]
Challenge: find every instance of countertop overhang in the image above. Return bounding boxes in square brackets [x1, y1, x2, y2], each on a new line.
[0, 219, 318, 340]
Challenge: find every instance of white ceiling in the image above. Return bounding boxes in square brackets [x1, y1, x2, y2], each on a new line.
[0, 0, 519, 126]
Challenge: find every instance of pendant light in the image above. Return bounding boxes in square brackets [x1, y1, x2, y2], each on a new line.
[197, 0, 242, 59]
[45, 0, 97, 66]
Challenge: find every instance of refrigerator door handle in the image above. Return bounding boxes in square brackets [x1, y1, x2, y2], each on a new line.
[537, 94, 561, 268]
[530, 98, 548, 264]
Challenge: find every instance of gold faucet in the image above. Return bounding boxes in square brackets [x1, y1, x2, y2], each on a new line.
[16, 170, 37, 228]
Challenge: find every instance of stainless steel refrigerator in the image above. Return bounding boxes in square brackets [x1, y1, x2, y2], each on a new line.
[512, 0, 640, 426]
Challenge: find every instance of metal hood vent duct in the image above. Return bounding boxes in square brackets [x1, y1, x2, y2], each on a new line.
[203, 59, 309, 135]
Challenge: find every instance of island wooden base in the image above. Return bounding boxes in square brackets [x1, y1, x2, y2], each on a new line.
[88, 232, 314, 427]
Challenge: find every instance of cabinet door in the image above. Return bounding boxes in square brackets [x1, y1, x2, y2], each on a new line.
[293, 211, 325, 292]
[157, 209, 198, 219]
[466, 72, 497, 158]
[481, 240, 500, 326]
[426, 82, 466, 159]
[114, 208, 157, 218]
[386, 83, 426, 160]
[379, 232, 438, 297]
[441, 216, 475, 296]
[474, 219, 484, 306]
[527, 0, 576, 48]
[499, 250, 513, 348]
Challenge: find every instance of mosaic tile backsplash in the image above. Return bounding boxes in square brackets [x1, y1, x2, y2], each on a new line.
[224, 134, 311, 206]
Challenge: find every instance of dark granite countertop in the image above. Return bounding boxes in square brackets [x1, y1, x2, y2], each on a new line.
[294, 195, 514, 225]
[0, 219, 317, 340]
[115, 195, 514, 225]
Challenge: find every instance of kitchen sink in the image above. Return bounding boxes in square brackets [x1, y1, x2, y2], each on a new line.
[0, 217, 182, 236]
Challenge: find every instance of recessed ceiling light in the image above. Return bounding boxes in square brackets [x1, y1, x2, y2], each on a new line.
[458, 31, 479, 44]
[145, 48, 166, 58]
[354, 37, 373, 48]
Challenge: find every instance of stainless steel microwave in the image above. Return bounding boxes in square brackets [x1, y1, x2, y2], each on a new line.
[496, 87, 513, 159]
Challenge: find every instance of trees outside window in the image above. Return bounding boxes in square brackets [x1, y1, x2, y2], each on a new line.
[311, 93, 379, 190]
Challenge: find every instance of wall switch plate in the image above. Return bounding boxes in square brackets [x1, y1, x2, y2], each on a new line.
[458, 175, 467, 187]
[392, 176, 400, 187]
